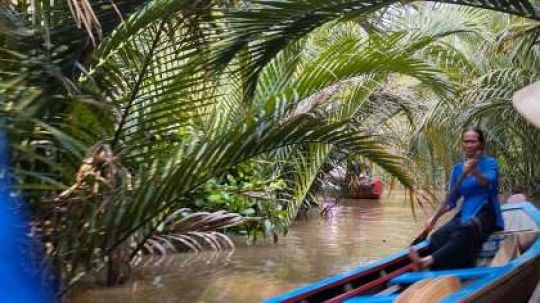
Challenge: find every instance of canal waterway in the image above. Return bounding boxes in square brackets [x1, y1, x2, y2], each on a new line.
[71, 192, 430, 303]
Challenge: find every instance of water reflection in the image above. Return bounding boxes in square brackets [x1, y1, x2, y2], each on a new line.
[71, 193, 428, 303]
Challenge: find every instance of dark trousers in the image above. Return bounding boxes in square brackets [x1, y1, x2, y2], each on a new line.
[429, 205, 496, 270]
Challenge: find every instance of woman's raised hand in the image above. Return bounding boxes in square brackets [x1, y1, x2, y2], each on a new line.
[463, 158, 478, 175]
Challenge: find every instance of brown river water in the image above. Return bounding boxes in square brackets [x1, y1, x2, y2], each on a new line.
[70, 192, 430, 303]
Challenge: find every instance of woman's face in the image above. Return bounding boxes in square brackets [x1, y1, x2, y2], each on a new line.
[462, 130, 483, 158]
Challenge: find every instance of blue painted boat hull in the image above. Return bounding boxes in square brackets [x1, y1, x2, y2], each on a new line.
[265, 202, 540, 303]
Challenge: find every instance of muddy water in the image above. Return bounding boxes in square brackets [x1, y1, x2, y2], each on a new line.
[71, 194, 430, 303]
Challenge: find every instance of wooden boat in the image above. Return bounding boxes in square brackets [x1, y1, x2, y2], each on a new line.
[265, 201, 540, 303]
[345, 178, 383, 200]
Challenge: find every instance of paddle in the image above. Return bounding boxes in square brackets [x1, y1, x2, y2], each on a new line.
[410, 172, 467, 245]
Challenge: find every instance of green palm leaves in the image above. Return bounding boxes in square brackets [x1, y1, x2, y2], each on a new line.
[2, 0, 540, 294]
[402, 5, 540, 195]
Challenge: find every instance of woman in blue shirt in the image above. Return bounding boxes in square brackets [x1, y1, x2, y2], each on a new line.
[409, 127, 504, 270]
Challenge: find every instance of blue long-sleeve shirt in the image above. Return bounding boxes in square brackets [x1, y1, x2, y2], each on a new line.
[446, 155, 504, 230]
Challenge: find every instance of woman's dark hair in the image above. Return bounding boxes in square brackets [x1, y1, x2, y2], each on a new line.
[462, 126, 485, 145]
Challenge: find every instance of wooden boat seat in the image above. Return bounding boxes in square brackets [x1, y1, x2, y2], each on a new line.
[394, 276, 461, 303]
[488, 230, 538, 266]
[478, 229, 536, 257]
[476, 229, 538, 266]
[388, 267, 502, 285]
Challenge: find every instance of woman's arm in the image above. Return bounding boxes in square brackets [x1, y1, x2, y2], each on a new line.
[425, 202, 453, 231]
[471, 169, 488, 186]
[470, 157, 498, 187]
[425, 165, 462, 231]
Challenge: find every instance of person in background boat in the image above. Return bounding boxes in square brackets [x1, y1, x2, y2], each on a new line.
[409, 127, 504, 270]
[506, 188, 527, 204]
[362, 166, 372, 186]
[353, 162, 371, 186]
[352, 160, 362, 178]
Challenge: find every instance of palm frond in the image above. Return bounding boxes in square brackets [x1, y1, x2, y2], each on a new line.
[141, 210, 243, 255]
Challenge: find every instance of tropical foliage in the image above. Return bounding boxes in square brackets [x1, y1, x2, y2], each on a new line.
[1, 0, 539, 298]
[400, 5, 540, 196]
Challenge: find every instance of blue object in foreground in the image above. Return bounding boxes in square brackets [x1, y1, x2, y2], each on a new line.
[0, 130, 52, 303]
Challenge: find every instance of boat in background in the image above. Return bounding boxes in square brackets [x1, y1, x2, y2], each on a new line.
[265, 201, 540, 303]
[345, 178, 383, 199]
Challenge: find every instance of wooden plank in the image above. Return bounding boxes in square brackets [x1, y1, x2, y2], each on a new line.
[490, 235, 520, 267]
[395, 276, 461, 303]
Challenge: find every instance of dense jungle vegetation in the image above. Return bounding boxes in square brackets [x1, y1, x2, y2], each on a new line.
[1, 0, 539, 297]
